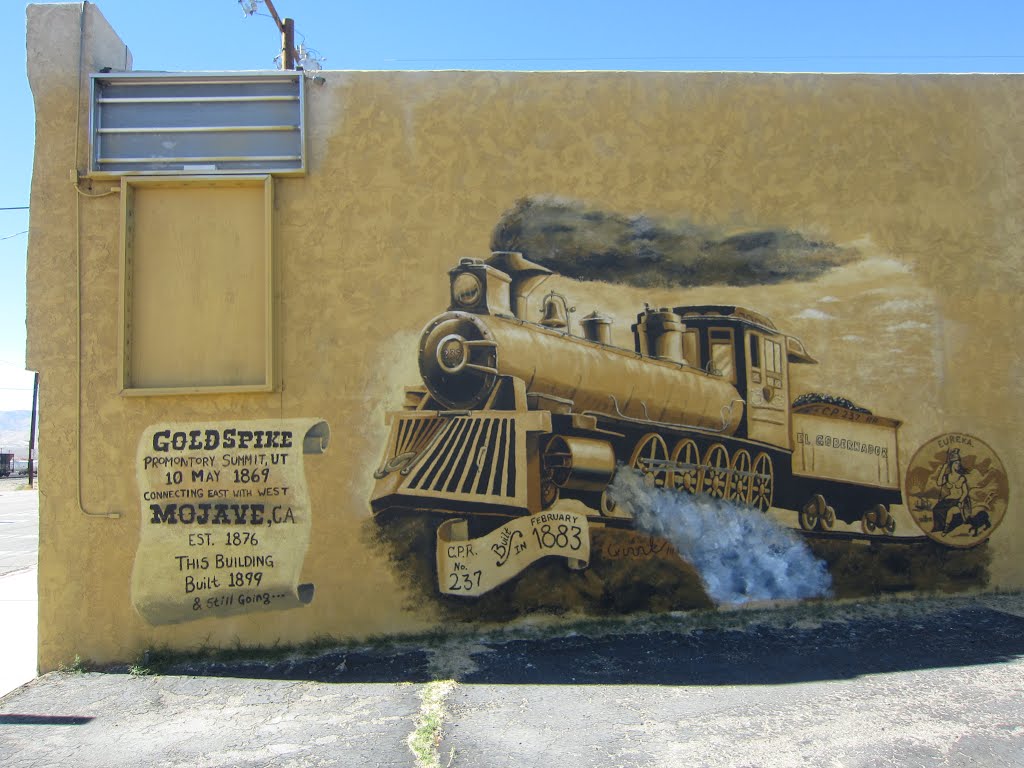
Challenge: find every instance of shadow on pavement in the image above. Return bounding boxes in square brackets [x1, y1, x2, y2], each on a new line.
[0, 715, 94, 725]
[135, 604, 1024, 687]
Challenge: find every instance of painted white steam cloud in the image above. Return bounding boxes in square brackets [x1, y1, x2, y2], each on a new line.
[607, 468, 832, 605]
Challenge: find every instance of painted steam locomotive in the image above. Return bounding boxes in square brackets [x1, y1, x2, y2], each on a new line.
[371, 251, 903, 535]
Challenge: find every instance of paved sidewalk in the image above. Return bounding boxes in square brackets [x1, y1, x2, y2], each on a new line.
[1, 594, 1022, 767]
[0, 567, 37, 698]
[0, 487, 38, 699]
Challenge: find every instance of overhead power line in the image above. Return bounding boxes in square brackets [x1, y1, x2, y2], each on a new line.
[389, 54, 1024, 64]
[0, 207, 29, 211]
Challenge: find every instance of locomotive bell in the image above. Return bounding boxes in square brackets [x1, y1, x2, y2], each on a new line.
[540, 291, 574, 331]
[540, 298, 568, 328]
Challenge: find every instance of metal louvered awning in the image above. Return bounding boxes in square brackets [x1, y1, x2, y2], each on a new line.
[89, 71, 305, 176]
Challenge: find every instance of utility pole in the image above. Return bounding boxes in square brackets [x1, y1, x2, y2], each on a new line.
[28, 372, 38, 488]
[261, 0, 296, 70]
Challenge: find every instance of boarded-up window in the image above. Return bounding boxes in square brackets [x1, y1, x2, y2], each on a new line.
[119, 175, 274, 394]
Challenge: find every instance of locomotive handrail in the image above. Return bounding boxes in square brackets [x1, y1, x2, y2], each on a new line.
[464, 363, 499, 375]
[586, 394, 746, 435]
[641, 457, 766, 480]
[373, 416, 455, 479]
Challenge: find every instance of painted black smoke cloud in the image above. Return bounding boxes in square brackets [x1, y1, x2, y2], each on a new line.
[492, 196, 858, 287]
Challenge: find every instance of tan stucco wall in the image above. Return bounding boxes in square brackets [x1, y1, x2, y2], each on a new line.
[28, 4, 1024, 669]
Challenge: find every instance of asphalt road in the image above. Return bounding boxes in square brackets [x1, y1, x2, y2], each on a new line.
[1, 594, 1021, 767]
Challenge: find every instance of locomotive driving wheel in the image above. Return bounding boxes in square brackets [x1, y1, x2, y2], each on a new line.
[750, 452, 774, 512]
[669, 438, 700, 494]
[630, 433, 671, 488]
[699, 443, 730, 499]
[729, 449, 753, 504]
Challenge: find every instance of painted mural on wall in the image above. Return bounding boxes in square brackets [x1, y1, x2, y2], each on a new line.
[131, 419, 330, 624]
[368, 197, 1007, 616]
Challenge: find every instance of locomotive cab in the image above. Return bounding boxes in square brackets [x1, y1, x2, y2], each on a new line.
[673, 306, 816, 450]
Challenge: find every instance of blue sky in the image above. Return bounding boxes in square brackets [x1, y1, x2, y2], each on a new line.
[2, 0, 1023, 412]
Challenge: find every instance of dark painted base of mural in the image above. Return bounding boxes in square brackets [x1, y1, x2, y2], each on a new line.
[367, 515, 712, 620]
[368, 515, 990, 620]
[807, 537, 991, 598]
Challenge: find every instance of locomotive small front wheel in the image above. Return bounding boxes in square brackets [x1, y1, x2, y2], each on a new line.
[871, 503, 895, 535]
[599, 488, 632, 519]
[821, 505, 836, 530]
[540, 479, 559, 510]
[861, 503, 893, 535]
[862, 505, 880, 534]
[800, 494, 826, 531]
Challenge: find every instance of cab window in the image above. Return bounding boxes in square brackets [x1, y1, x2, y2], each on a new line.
[748, 332, 762, 383]
[764, 338, 783, 387]
[708, 328, 735, 382]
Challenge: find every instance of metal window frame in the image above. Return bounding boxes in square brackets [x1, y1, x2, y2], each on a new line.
[90, 71, 306, 177]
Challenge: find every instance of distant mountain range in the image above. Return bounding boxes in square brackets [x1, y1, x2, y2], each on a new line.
[0, 411, 33, 458]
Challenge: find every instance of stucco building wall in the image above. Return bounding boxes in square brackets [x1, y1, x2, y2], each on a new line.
[27, 3, 1024, 669]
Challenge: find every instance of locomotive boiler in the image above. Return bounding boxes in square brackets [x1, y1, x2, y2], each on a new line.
[371, 251, 903, 536]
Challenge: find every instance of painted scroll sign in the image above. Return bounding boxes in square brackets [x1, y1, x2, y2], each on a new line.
[437, 511, 590, 597]
[131, 419, 330, 625]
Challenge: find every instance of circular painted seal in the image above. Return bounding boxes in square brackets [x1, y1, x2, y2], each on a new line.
[905, 433, 1009, 548]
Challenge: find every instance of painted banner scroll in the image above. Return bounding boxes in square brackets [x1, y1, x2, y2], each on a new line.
[436, 511, 590, 597]
[130, 419, 330, 625]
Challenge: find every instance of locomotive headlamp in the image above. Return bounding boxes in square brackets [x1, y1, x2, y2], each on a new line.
[436, 334, 468, 373]
[452, 272, 483, 308]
